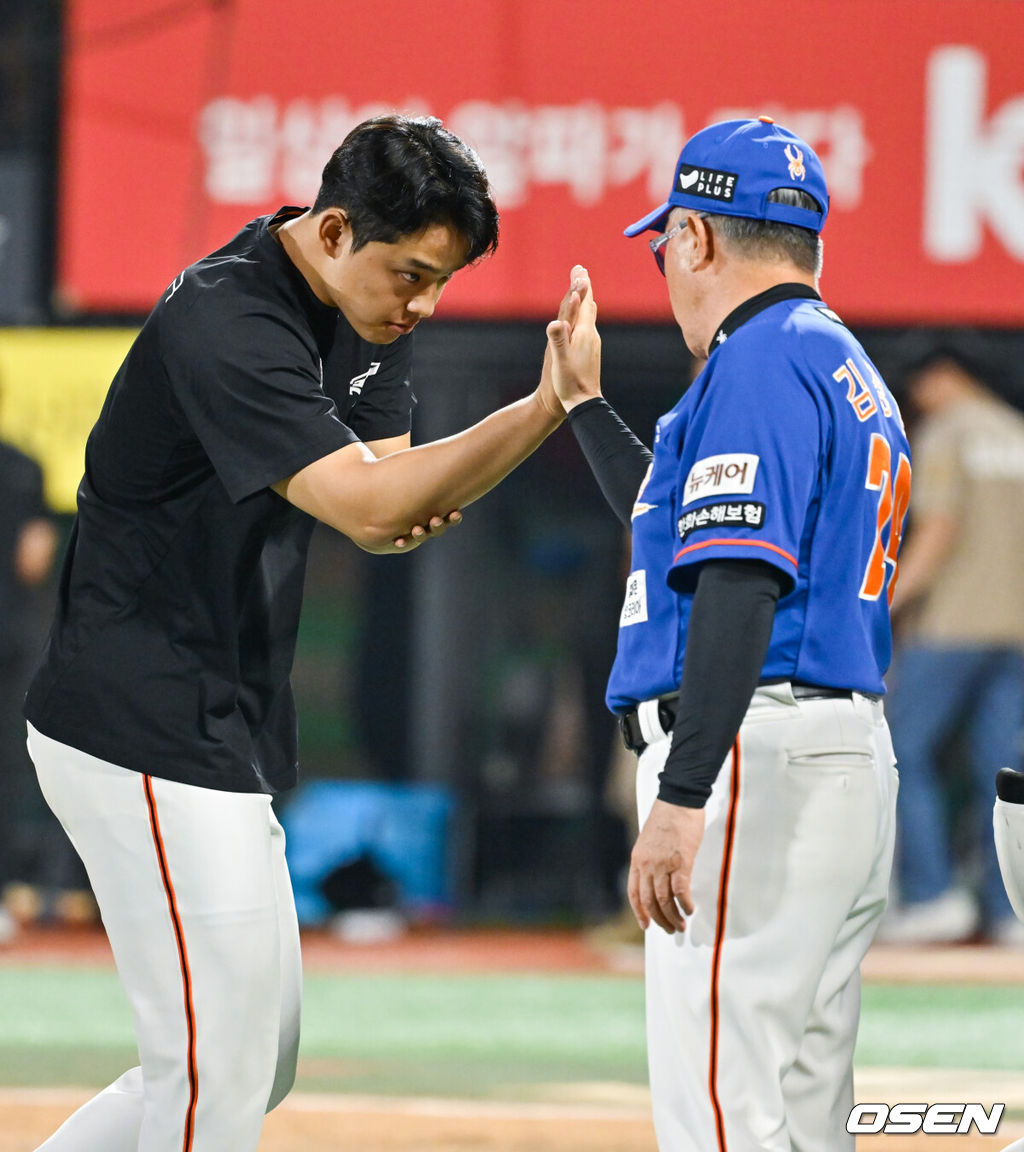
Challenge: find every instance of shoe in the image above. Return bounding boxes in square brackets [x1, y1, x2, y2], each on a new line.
[876, 889, 980, 945]
[992, 916, 1024, 948]
[0, 907, 18, 946]
[328, 909, 406, 945]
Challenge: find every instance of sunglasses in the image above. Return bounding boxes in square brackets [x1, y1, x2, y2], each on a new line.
[649, 221, 686, 275]
[649, 214, 708, 275]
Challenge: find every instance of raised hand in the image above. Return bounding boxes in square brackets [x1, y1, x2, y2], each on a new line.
[545, 265, 601, 413]
[536, 265, 592, 419]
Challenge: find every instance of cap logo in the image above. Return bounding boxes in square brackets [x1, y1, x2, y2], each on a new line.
[784, 144, 806, 182]
[678, 165, 737, 202]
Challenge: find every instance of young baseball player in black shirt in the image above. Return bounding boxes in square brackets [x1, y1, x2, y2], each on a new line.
[25, 114, 578, 1150]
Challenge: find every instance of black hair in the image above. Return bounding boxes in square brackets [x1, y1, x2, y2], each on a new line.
[312, 114, 499, 264]
[704, 188, 823, 275]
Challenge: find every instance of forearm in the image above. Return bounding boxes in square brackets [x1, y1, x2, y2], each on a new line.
[380, 392, 562, 528]
[659, 561, 784, 807]
[566, 398, 653, 525]
[277, 391, 562, 550]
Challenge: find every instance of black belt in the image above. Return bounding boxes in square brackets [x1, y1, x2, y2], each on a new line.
[790, 684, 856, 701]
[618, 696, 678, 754]
[618, 685, 856, 755]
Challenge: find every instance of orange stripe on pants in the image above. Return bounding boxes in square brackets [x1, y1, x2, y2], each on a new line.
[144, 775, 199, 1152]
[708, 738, 741, 1151]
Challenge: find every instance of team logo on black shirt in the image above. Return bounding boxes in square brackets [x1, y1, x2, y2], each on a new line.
[349, 362, 381, 395]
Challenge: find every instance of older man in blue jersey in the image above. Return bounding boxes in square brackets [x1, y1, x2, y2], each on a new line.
[547, 118, 910, 1152]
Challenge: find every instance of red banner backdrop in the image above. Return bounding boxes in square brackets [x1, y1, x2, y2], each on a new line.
[59, 0, 1024, 324]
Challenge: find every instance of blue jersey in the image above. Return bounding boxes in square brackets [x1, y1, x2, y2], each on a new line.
[606, 289, 911, 713]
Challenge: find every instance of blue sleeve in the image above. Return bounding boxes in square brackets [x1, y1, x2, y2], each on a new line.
[668, 350, 824, 594]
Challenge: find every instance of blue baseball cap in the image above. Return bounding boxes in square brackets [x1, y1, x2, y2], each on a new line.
[624, 116, 829, 237]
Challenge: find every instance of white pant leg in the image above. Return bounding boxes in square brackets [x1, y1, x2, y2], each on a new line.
[28, 723, 302, 1152]
[781, 695, 898, 1152]
[637, 689, 897, 1152]
[636, 737, 720, 1152]
[267, 823, 302, 1113]
[994, 797, 1024, 924]
[33, 1070, 146, 1152]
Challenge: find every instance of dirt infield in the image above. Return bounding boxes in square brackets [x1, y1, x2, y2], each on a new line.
[4, 923, 1024, 982]
[3, 927, 1022, 1149]
[3, 1089, 1022, 1151]
[0, 923, 618, 973]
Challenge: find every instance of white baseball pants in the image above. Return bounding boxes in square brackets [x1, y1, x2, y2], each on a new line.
[635, 684, 898, 1152]
[994, 795, 1024, 924]
[27, 723, 302, 1152]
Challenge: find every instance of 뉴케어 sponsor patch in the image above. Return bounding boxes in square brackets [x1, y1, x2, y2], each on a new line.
[683, 453, 759, 505]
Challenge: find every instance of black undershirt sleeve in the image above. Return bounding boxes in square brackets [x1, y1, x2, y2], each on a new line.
[565, 397, 653, 525]
[658, 559, 787, 808]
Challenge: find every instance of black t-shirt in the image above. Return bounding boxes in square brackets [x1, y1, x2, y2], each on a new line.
[25, 208, 415, 793]
[0, 442, 49, 662]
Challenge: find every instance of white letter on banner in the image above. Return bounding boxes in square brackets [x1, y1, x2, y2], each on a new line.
[924, 46, 1024, 261]
[449, 101, 532, 208]
[200, 97, 279, 204]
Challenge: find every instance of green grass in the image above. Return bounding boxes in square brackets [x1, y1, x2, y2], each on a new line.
[295, 972, 648, 1096]
[855, 982, 1024, 1070]
[0, 966, 1021, 1098]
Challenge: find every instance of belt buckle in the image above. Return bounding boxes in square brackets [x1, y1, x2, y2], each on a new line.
[618, 712, 645, 754]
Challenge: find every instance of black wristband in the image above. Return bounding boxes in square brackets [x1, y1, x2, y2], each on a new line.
[566, 398, 653, 526]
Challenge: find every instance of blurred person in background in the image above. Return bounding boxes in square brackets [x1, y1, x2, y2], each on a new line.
[0, 432, 58, 944]
[880, 341, 1024, 947]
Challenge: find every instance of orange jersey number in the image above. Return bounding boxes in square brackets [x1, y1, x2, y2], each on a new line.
[859, 433, 911, 604]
